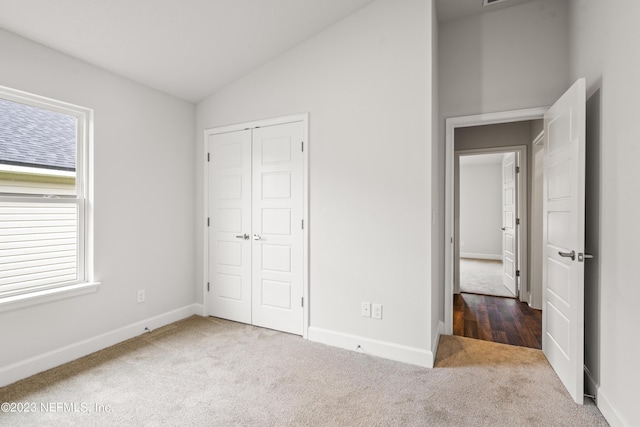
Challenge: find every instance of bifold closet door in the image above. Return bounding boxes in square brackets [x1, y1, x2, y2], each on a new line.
[207, 121, 304, 335]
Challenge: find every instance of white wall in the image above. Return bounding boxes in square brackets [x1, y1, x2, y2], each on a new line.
[439, 0, 570, 119]
[459, 161, 502, 258]
[430, 0, 443, 353]
[569, 1, 640, 425]
[0, 29, 196, 383]
[196, 0, 435, 364]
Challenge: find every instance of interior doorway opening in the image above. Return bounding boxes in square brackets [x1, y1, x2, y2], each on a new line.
[444, 108, 547, 350]
[454, 144, 542, 349]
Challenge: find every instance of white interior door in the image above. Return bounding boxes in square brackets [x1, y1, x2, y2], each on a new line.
[542, 78, 586, 404]
[502, 153, 517, 296]
[207, 129, 252, 324]
[251, 122, 304, 335]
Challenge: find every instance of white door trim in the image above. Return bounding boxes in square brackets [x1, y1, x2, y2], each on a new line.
[444, 107, 547, 335]
[203, 113, 310, 338]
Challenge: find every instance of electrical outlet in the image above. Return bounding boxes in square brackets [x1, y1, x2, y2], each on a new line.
[361, 302, 371, 317]
[137, 290, 146, 303]
[372, 303, 382, 320]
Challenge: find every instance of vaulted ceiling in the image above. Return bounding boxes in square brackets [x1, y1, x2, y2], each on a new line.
[0, 0, 375, 102]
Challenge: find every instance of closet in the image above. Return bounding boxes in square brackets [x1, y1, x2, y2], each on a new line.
[205, 115, 307, 335]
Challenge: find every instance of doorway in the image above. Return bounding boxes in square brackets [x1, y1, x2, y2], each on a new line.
[444, 108, 547, 342]
[444, 108, 546, 335]
[453, 141, 542, 348]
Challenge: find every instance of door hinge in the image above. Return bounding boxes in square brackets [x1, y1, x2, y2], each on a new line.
[301, 141, 304, 152]
[516, 270, 520, 277]
[207, 218, 210, 227]
[207, 153, 210, 162]
[516, 218, 520, 225]
[301, 219, 304, 229]
[207, 282, 210, 292]
[515, 166, 520, 173]
[301, 297, 304, 307]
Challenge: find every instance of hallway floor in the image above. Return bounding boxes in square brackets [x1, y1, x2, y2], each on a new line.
[453, 292, 542, 349]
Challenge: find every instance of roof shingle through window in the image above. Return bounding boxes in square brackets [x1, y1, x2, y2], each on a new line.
[0, 98, 76, 171]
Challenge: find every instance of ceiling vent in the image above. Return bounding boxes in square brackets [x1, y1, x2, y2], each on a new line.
[483, 0, 509, 5]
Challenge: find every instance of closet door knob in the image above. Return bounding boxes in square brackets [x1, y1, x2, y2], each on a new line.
[235, 234, 249, 240]
[253, 234, 262, 241]
[558, 250, 576, 261]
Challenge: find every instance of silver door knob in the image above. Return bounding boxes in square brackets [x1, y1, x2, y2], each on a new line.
[558, 250, 576, 261]
[253, 234, 262, 240]
[578, 252, 594, 262]
[235, 234, 249, 240]
[501, 227, 506, 231]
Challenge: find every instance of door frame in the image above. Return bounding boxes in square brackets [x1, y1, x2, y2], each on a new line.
[454, 146, 527, 300]
[203, 113, 310, 338]
[444, 107, 547, 335]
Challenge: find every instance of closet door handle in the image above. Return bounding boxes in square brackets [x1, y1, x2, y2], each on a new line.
[236, 234, 249, 240]
[558, 250, 576, 261]
[253, 234, 262, 241]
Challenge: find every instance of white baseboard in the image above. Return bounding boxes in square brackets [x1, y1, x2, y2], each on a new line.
[597, 387, 631, 427]
[461, 252, 502, 261]
[307, 327, 435, 368]
[0, 304, 202, 387]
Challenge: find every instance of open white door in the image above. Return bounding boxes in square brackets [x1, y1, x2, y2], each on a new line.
[502, 152, 518, 297]
[542, 78, 586, 404]
[207, 129, 252, 324]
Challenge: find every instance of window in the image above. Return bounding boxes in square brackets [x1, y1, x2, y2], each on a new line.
[0, 85, 94, 307]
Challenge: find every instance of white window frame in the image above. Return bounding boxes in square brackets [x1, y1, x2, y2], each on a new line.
[0, 85, 98, 312]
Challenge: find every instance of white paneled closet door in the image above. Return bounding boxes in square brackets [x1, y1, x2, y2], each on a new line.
[207, 119, 305, 335]
[251, 122, 304, 335]
[207, 129, 252, 324]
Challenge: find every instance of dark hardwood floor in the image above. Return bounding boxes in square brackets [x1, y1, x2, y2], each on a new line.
[453, 293, 542, 349]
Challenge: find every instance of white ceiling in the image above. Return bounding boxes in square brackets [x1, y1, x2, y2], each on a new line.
[0, 0, 375, 103]
[436, 0, 536, 24]
[459, 153, 506, 166]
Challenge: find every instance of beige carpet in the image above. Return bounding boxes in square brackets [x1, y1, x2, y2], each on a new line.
[460, 258, 514, 298]
[0, 316, 607, 426]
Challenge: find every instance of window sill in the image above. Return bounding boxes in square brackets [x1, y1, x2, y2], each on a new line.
[0, 282, 101, 313]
